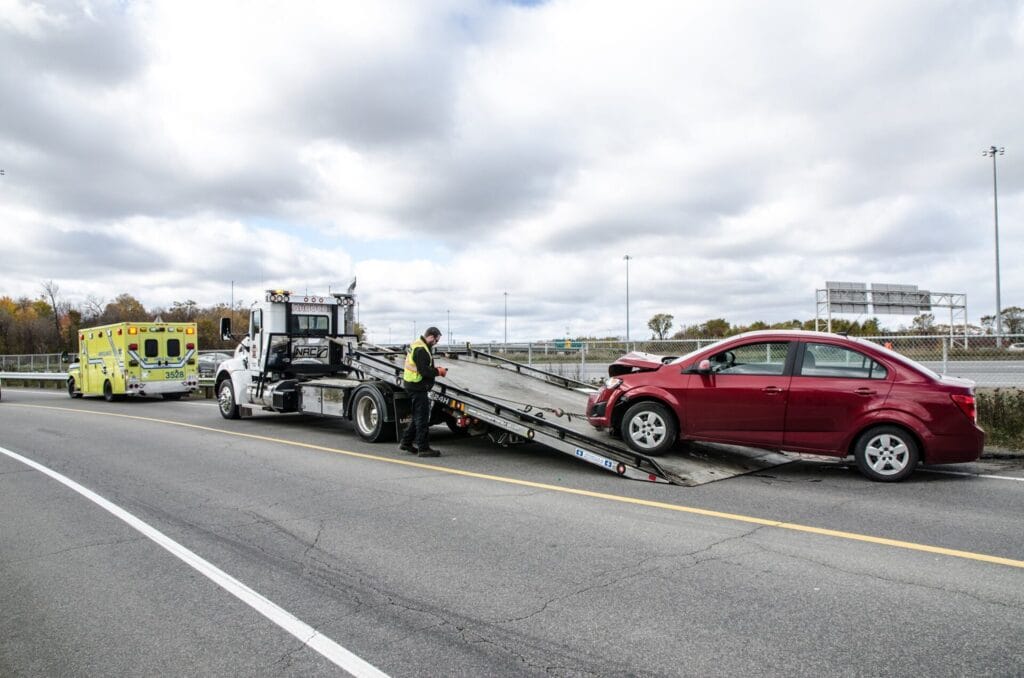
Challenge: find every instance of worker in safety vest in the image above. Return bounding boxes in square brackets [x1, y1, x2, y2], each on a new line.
[399, 326, 448, 457]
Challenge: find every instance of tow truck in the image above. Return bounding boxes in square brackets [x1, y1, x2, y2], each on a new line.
[214, 286, 790, 485]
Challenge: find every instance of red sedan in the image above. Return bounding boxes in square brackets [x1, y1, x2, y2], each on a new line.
[586, 330, 984, 481]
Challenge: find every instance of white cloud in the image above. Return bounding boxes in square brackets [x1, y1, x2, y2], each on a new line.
[1, 0, 1022, 341]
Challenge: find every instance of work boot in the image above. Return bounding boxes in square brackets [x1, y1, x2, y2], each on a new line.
[399, 442, 417, 454]
[417, 447, 441, 458]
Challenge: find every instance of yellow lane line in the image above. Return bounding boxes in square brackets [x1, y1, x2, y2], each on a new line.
[11, 403, 1024, 570]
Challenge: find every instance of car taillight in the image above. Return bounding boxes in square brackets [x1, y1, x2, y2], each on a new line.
[951, 394, 977, 423]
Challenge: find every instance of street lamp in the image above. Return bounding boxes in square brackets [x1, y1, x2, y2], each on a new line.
[623, 255, 632, 344]
[503, 292, 509, 348]
[446, 309, 451, 348]
[983, 146, 1005, 347]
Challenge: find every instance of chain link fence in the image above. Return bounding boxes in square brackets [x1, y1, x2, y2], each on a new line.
[5, 336, 1024, 387]
[464, 334, 1024, 388]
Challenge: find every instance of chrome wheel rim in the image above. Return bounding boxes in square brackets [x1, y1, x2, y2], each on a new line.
[864, 433, 910, 476]
[356, 396, 378, 434]
[218, 384, 234, 415]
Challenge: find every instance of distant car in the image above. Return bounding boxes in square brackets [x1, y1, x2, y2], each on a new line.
[198, 352, 233, 378]
[1008, 342, 1024, 352]
[586, 330, 984, 482]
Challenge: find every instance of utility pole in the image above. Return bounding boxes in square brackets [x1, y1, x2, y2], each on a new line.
[623, 255, 632, 343]
[503, 292, 509, 348]
[983, 146, 1005, 347]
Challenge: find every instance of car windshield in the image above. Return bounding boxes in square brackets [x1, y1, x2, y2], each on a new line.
[668, 337, 730, 365]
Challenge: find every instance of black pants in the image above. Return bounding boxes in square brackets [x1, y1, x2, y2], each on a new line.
[400, 390, 431, 449]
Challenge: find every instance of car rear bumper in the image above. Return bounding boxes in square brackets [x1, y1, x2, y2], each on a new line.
[922, 426, 985, 464]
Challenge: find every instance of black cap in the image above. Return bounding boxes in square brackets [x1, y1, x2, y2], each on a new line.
[424, 326, 442, 338]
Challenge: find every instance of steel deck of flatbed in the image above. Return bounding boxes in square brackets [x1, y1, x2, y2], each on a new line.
[351, 348, 792, 486]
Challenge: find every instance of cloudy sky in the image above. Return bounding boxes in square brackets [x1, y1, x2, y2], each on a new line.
[1, 0, 1022, 343]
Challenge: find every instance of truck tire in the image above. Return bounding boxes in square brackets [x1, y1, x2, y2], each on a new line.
[67, 378, 82, 398]
[103, 380, 114, 403]
[352, 387, 395, 442]
[217, 379, 240, 420]
[621, 401, 677, 456]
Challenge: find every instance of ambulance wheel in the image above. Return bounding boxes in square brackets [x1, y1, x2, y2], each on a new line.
[352, 388, 395, 442]
[217, 379, 239, 419]
[67, 378, 82, 399]
[103, 380, 114, 402]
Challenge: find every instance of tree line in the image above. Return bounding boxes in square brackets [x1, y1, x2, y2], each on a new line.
[0, 282, 246, 355]
[646, 309, 1024, 341]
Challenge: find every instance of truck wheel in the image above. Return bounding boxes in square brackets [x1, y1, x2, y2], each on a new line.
[854, 425, 919, 482]
[352, 388, 395, 442]
[67, 378, 82, 399]
[217, 379, 240, 419]
[621, 401, 677, 456]
[103, 380, 114, 403]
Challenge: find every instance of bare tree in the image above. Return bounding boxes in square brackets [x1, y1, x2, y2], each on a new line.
[41, 280, 64, 350]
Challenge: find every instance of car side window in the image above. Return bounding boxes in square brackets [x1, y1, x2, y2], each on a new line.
[801, 343, 888, 380]
[709, 342, 789, 376]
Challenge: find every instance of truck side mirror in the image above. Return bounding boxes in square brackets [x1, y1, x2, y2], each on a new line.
[220, 317, 232, 340]
[60, 351, 70, 363]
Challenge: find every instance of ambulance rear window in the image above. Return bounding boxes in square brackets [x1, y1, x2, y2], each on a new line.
[145, 339, 159, 358]
[167, 339, 181, 357]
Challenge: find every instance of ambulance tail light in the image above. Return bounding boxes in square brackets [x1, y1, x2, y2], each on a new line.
[186, 327, 195, 335]
[128, 327, 138, 335]
[186, 343, 195, 350]
[128, 343, 138, 351]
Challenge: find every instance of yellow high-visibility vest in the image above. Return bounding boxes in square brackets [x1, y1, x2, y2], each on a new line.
[403, 338, 433, 382]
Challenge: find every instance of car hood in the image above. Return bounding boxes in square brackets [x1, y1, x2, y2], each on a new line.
[608, 351, 669, 376]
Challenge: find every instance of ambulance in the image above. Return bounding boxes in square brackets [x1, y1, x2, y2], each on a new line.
[67, 322, 200, 401]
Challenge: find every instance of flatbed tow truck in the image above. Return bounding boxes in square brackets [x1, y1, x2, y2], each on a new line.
[215, 287, 789, 485]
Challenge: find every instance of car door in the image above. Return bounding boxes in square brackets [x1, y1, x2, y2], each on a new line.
[683, 340, 794, 446]
[783, 341, 893, 453]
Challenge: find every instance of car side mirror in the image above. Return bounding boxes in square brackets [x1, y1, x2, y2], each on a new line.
[220, 317, 232, 341]
[684, 359, 713, 374]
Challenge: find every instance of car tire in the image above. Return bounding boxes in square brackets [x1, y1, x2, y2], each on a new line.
[621, 401, 677, 456]
[103, 380, 114, 403]
[217, 378, 240, 420]
[854, 425, 919, 482]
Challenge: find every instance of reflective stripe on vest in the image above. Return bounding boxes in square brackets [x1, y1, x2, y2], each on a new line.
[403, 338, 433, 383]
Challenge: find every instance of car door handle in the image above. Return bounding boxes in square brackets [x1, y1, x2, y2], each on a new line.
[762, 386, 783, 395]
[855, 387, 877, 396]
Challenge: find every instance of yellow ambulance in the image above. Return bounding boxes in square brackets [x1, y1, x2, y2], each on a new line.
[67, 322, 200, 401]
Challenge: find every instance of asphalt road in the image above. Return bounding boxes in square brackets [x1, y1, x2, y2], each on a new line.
[2, 388, 1023, 677]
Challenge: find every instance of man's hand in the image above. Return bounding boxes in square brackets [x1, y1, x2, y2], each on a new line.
[437, 366, 448, 377]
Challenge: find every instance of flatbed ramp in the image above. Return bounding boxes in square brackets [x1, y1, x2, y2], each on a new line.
[353, 349, 791, 486]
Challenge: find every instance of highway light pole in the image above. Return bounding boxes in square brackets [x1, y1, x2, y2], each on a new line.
[983, 146, 1005, 347]
[503, 292, 508, 348]
[446, 308, 451, 348]
[623, 255, 632, 344]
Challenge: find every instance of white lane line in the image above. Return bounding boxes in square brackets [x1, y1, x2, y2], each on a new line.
[0, 445, 389, 678]
[920, 468, 1024, 482]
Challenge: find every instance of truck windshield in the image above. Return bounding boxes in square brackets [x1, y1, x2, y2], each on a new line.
[289, 315, 329, 336]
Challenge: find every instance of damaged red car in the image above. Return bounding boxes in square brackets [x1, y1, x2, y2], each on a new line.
[586, 330, 984, 481]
